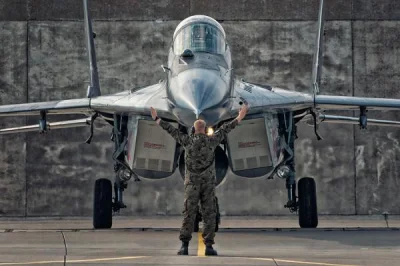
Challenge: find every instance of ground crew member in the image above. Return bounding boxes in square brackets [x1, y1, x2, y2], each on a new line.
[150, 104, 249, 256]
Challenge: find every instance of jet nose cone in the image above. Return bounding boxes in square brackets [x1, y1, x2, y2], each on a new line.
[170, 68, 229, 114]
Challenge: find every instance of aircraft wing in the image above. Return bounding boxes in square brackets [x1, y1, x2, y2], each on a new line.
[230, 79, 314, 116]
[0, 82, 171, 119]
[315, 95, 400, 111]
[89, 81, 174, 120]
[0, 98, 91, 117]
[0, 82, 172, 135]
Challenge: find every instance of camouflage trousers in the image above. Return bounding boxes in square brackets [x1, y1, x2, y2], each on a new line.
[179, 173, 216, 245]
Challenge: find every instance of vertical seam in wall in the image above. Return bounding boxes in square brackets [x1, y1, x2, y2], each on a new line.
[24, 0, 30, 217]
[24, 20, 29, 218]
[189, 0, 191, 16]
[351, 0, 357, 215]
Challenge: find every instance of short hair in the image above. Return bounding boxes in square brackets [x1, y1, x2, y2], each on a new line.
[194, 119, 206, 131]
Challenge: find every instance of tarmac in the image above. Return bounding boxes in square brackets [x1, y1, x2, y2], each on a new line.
[0, 215, 399, 266]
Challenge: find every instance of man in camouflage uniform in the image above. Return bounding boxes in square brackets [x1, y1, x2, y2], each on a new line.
[150, 105, 248, 256]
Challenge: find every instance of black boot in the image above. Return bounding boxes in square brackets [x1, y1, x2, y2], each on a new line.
[177, 241, 189, 255]
[205, 244, 218, 256]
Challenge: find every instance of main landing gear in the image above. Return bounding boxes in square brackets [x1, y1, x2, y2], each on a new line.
[283, 174, 318, 228]
[281, 113, 318, 228]
[93, 114, 135, 229]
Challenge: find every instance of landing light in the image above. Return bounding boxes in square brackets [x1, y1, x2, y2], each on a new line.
[276, 165, 291, 179]
[207, 127, 214, 136]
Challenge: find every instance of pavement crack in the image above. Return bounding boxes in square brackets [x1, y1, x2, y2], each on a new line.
[60, 231, 68, 266]
[272, 258, 279, 266]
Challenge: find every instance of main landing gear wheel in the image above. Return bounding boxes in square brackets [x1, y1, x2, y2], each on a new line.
[298, 177, 318, 228]
[93, 178, 113, 229]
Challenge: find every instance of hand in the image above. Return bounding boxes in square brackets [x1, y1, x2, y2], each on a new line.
[237, 103, 249, 122]
[150, 107, 158, 120]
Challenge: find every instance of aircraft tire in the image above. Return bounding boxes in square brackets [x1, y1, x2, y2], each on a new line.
[298, 177, 318, 228]
[93, 178, 113, 229]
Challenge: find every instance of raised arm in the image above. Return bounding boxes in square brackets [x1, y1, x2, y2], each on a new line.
[211, 103, 249, 145]
[151, 107, 189, 146]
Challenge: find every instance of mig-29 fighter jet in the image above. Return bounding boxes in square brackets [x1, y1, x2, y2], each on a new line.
[1, 0, 400, 229]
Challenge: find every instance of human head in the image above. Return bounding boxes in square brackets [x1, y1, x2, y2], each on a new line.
[193, 119, 206, 134]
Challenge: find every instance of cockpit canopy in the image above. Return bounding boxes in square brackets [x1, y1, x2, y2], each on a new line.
[173, 23, 226, 55]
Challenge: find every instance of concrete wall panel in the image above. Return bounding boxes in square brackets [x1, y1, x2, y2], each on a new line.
[191, 0, 351, 21]
[28, 0, 189, 21]
[353, 0, 400, 20]
[0, 22, 27, 216]
[1, 1, 400, 217]
[353, 21, 400, 214]
[0, 0, 27, 21]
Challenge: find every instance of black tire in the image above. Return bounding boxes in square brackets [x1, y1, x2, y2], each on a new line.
[93, 178, 113, 229]
[298, 177, 318, 228]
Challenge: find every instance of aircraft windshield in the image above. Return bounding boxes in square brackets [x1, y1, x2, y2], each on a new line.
[174, 23, 226, 55]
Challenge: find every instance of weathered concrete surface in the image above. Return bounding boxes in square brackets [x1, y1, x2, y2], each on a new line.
[1, 223, 400, 266]
[0, 216, 396, 230]
[1, 2, 400, 217]
[220, 21, 354, 215]
[353, 0, 400, 20]
[22, 21, 356, 216]
[191, 0, 352, 20]
[3, 0, 400, 21]
[353, 21, 400, 215]
[0, 22, 27, 216]
[26, 21, 181, 216]
[0, 0, 27, 21]
[28, 0, 189, 21]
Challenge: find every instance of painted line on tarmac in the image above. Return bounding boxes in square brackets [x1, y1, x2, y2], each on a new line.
[197, 231, 205, 256]
[0, 227, 399, 233]
[0, 256, 359, 266]
[0, 256, 147, 265]
[253, 257, 359, 266]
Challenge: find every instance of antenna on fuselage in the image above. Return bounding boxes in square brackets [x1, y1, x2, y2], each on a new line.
[311, 0, 325, 98]
[83, 0, 101, 98]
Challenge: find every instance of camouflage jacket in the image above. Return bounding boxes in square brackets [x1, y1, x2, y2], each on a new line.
[159, 119, 239, 176]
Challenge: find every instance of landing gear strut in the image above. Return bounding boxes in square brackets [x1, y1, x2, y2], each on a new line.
[93, 114, 135, 229]
[282, 112, 318, 228]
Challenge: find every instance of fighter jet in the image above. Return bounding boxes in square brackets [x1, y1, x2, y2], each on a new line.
[1, 0, 400, 229]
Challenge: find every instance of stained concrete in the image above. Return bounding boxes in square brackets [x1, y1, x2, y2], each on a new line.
[29, 0, 189, 21]
[3, 0, 400, 21]
[190, 0, 352, 21]
[353, 21, 400, 215]
[0, 22, 27, 216]
[0, 218, 400, 266]
[0, 0, 27, 21]
[21, 21, 357, 216]
[1, 2, 400, 217]
[353, 0, 400, 20]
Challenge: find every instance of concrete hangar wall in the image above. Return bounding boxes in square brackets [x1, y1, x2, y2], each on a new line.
[0, 0, 400, 217]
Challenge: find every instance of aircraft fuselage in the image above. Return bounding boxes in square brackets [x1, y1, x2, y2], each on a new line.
[165, 15, 234, 127]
